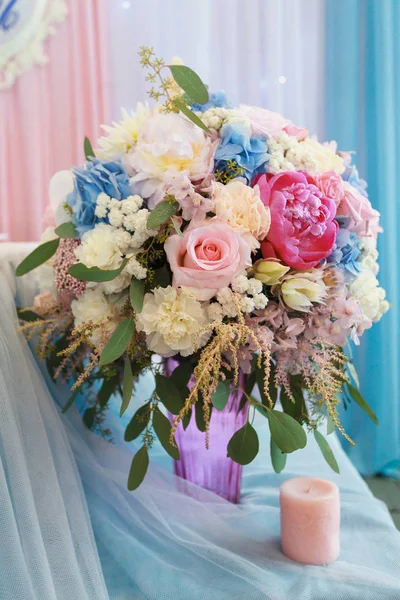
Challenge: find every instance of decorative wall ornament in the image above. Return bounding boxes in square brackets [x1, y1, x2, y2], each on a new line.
[0, 0, 68, 90]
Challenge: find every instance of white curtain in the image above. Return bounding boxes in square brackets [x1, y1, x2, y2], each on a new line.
[106, 0, 325, 137]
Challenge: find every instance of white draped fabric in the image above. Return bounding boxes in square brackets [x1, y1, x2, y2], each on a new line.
[107, 0, 325, 137]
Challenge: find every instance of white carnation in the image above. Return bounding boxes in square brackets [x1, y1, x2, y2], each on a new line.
[206, 302, 224, 323]
[74, 223, 123, 270]
[71, 288, 118, 346]
[349, 267, 389, 323]
[136, 286, 211, 357]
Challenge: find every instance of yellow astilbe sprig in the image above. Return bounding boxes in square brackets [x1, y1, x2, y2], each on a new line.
[169, 306, 273, 448]
[19, 314, 73, 361]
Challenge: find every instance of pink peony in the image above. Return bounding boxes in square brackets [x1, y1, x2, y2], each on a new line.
[316, 170, 344, 206]
[337, 181, 382, 237]
[256, 171, 338, 270]
[164, 220, 252, 301]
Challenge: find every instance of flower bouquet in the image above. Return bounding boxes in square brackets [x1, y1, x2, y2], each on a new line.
[17, 48, 388, 501]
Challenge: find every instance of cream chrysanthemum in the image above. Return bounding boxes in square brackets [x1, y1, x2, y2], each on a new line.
[349, 267, 389, 322]
[97, 104, 151, 158]
[136, 286, 211, 356]
[212, 180, 270, 250]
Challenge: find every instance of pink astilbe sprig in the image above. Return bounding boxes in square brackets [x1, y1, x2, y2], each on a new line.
[54, 239, 86, 297]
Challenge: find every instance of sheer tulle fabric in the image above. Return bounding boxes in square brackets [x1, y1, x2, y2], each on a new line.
[1, 255, 400, 599]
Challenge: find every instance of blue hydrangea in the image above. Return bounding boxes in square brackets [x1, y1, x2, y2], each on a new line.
[67, 159, 131, 236]
[191, 90, 234, 112]
[328, 228, 361, 279]
[342, 164, 368, 198]
[214, 123, 270, 182]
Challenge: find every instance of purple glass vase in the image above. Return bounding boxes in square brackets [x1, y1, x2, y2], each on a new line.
[166, 360, 248, 504]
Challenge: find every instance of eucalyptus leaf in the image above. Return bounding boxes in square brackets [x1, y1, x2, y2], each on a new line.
[152, 407, 180, 460]
[124, 401, 151, 442]
[327, 414, 335, 435]
[69, 258, 128, 282]
[211, 380, 231, 411]
[99, 319, 135, 366]
[266, 409, 307, 454]
[55, 222, 77, 239]
[173, 99, 211, 134]
[168, 64, 209, 104]
[120, 357, 134, 416]
[227, 422, 259, 466]
[169, 361, 193, 395]
[84, 136, 95, 160]
[280, 376, 307, 422]
[347, 362, 360, 389]
[127, 445, 149, 491]
[244, 371, 256, 397]
[182, 408, 192, 430]
[17, 309, 43, 322]
[147, 200, 179, 229]
[346, 383, 378, 425]
[98, 376, 118, 408]
[155, 373, 184, 415]
[62, 389, 79, 414]
[270, 438, 287, 474]
[83, 406, 96, 430]
[130, 278, 145, 314]
[195, 399, 207, 432]
[16, 238, 60, 276]
[314, 430, 340, 474]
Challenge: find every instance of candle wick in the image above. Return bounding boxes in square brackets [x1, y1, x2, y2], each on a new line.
[306, 487, 312, 493]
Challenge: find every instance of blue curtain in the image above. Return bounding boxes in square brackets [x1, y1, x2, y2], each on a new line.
[325, 0, 400, 475]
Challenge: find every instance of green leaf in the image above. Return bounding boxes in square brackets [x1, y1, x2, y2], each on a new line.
[171, 215, 184, 237]
[211, 380, 231, 411]
[227, 422, 259, 465]
[313, 430, 340, 474]
[152, 407, 180, 460]
[69, 258, 128, 282]
[16, 238, 60, 276]
[280, 376, 307, 422]
[270, 438, 287, 474]
[124, 402, 151, 442]
[169, 361, 193, 396]
[182, 408, 192, 430]
[155, 373, 184, 415]
[147, 199, 179, 229]
[127, 445, 149, 491]
[195, 398, 207, 432]
[84, 136, 95, 160]
[17, 309, 43, 322]
[98, 376, 118, 408]
[152, 264, 171, 289]
[347, 362, 360, 389]
[346, 383, 378, 425]
[62, 389, 79, 414]
[99, 319, 135, 366]
[266, 409, 307, 454]
[168, 64, 209, 104]
[130, 278, 145, 314]
[327, 414, 335, 435]
[245, 371, 256, 397]
[120, 357, 134, 416]
[173, 99, 211, 134]
[83, 406, 96, 429]
[55, 222, 77, 239]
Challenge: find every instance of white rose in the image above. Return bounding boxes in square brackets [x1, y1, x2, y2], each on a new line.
[212, 180, 270, 250]
[136, 286, 211, 357]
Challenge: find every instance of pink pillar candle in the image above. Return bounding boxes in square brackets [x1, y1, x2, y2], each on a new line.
[280, 477, 340, 565]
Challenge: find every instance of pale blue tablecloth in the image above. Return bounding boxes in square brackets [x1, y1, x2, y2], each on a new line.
[1, 243, 399, 600]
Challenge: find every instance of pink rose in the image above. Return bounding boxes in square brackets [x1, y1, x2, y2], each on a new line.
[337, 181, 382, 237]
[237, 105, 289, 137]
[164, 220, 252, 301]
[283, 124, 309, 141]
[256, 171, 338, 270]
[316, 170, 344, 206]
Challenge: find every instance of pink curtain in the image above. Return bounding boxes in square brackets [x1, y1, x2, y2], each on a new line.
[0, 0, 110, 242]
